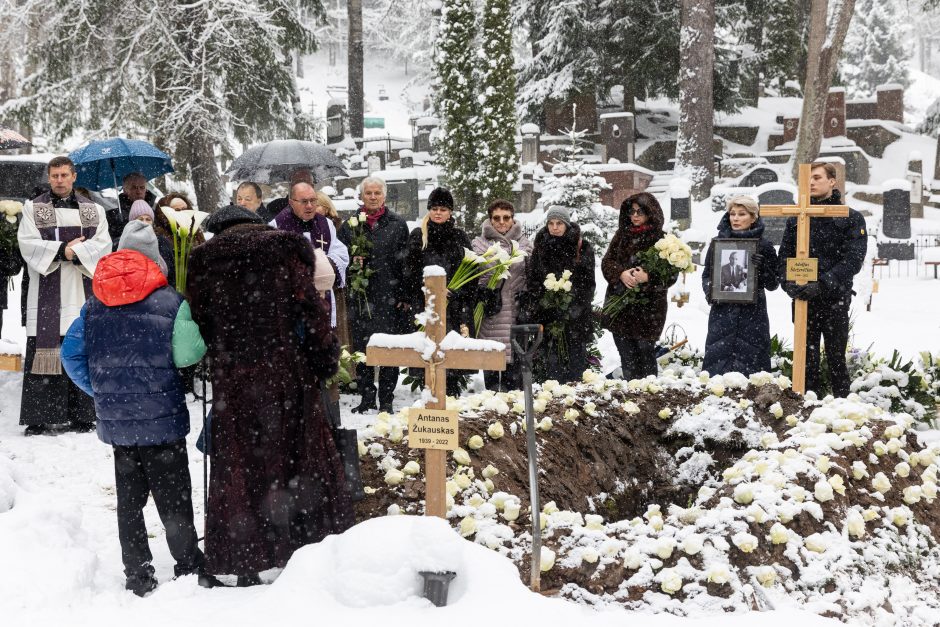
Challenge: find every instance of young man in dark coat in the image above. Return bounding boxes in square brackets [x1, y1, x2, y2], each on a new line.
[524, 207, 595, 384]
[702, 196, 779, 375]
[61, 221, 216, 596]
[337, 176, 410, 413]
[778, 162, 868, 397]
[601, 193, 676, 379]
[187, 205, 353, 586]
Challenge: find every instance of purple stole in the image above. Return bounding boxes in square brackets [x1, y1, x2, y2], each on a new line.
[271, 208, 335, 316]
[31, 192, 97, 375]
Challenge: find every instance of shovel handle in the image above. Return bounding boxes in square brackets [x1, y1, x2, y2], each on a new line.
[511, 324, 543, 363]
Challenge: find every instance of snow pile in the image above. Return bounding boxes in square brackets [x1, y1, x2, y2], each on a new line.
[352, 371, 940, 624]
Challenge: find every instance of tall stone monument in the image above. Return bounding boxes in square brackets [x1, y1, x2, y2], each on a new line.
[599, 113, 635, 163]
[906, 152, 925, 219]
[878, 179, 915, 261]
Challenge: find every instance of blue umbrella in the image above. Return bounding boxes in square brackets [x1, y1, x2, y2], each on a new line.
[69, 138, 174, 191]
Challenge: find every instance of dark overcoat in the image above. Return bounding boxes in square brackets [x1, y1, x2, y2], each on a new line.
[187, 224, 353, 576]
[702, 215, 779, 375]
[524, 222, 596, 344]
[337, 208, 410, 351]
[0, 217, 22, 310]
[777, 189, 868, 301]
[600, 203, 675, 342]
[402, 219, 474, 332]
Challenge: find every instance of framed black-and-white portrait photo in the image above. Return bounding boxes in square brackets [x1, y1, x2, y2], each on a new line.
[710, 238, 759, 304]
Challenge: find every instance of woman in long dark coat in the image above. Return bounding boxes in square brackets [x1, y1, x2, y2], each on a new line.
[402, 188, 474, 395]
[0, 206, 23, 338]
[702, 195, 779, 375]
[601, 192, 676, 380]
[524, 207, 595, 384]
[187, 205, 353, 585]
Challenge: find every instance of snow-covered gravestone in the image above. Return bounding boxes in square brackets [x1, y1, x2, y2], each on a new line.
[366, 266, 506, 518]
[521, 123, 540, 165]
[878, 179, 915, 261]
[757, 183, 797, 246]
[907, 151, 924, 219]
[599, 112, 635, 164]
[669, 178, 691, 230]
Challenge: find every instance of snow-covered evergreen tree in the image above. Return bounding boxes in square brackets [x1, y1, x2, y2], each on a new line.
[539, 115, 614, 253]
[0, 0, 323, 210]
[433, 0, 483, 227]
[476, 0, 518, 206]
[841, 0, 910, 98]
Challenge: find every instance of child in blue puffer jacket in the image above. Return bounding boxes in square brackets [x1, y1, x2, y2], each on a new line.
[62, 221, 219, 596]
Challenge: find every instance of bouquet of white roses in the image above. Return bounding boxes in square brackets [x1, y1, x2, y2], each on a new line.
[471, 240, 527, 334]
[346, 211, 375, 318]
[540, 269, 573, 361]
[602, 233, 694, 320]
[160, 207, 210, 293]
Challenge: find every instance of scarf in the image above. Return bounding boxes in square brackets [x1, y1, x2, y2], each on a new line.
[364, 205, 386, 229]
[628, 224, 654, 235]
[32, 191, 97, 375]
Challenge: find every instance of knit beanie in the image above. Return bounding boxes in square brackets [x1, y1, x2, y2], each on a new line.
[545, 205, 571, 226]
[119, 220, 168, 276]
[427, 187, 455, 211]
[128, 199, 154, 222]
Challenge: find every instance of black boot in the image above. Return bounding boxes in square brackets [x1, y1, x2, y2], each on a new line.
[69, 421, 96, 433]
[197, 572, 225, 588]
[352, 398, 377, 414]
[378, 401, 393, 414]
[23, 425, 47, 436]
[236, 573, 262, 587]
[126, 572, 158, 597]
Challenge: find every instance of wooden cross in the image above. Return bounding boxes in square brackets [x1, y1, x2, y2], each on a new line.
[366, 270, 506, 518]
[761, 163, 849, 394]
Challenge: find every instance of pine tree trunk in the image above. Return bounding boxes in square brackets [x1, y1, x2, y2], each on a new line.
[676, 0, 715, 201]
[187, 131, 222, 213]
[622, 77, 636, 114]
[792, 0, 856, 177]
[347, 0, 364, 139]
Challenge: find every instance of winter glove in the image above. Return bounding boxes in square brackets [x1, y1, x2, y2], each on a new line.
[704, 291, 714, 306]
[795, 282, 822, 300]
[782, 281, 802, 299]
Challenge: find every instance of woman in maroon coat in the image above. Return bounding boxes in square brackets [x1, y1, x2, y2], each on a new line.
[187, 205, 353, 586]
[601, 193, 676, 380]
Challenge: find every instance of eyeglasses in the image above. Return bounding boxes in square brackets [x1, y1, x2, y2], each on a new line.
[491, 215, 513, 223]
[291, 198, 317, 206]
[628, 208, 645, 216]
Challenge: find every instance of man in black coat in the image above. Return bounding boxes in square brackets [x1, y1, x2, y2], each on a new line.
[110, 172, 156, 248]
[337, 176, 410, 413]
[778, 162, 868, 398]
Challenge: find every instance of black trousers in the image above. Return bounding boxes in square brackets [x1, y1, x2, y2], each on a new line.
[113, 439, 204, 579]
[20, 336, 96, 426]
[805, 296, 852, 398]
[614, 335, 658, 380]
[355, 363, 398, 406]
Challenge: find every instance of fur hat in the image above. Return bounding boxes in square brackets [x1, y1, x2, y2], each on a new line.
[427, 187, 455, 211]
[128, 200, 154, 222]
[205, 204, 265, 234]
[118, 220, 167, 276]
[545, 205, 571, 226]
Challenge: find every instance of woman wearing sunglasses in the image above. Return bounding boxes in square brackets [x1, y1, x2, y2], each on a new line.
[471, 199, 533, 391]
[601, 192, 676, 380]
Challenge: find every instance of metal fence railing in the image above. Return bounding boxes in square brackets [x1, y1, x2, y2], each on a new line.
[872, 234, 940, 279]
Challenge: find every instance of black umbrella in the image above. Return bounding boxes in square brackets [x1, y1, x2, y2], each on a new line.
[0, 128, 32, 150]
[225, 139, 347, 184]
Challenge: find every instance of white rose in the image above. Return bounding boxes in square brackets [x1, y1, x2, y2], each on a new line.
[895, 462, 911, 478]
[502, 500, 521, 521]
[846, 510, 866, 538]
[754, 566, 776, 587]
[903, 485, 922, 504]
[384, 469, 405, 486]
[402, 460, 420, 475]
[538, 417, 553, 431]
[769, 523, 789, 545]
[733, 483, 754, 504]
[706, 564, 731, 584]
[453, 448, 471, 465]
[539, 547, 556, 572]
[564, 408, 580, 422]
[769, 402, 784, 419]
[804, 533, 827, 553]
[732, 532, 758, 553]
[454, 473, 472, 490]
[815, 455, 830, 473]
[828, 475, 846, 496]
[623, 549, 644, 570]
[358, 211, 367, 222]
[872, 472, 892, 494]
[481, 464, 499, 479]
[348, 216, 359, 227]
[581, 547, 599, 564]
[852, 461, 868, 480]
[459, 516, 477, 537]
[487, 422, 505, 439]
[584, 514, 605, 530]
[658, 407, 673, 420]
[681, 534, 704, 555]
[659, 568, 683, 595]
[467, 435, 485, 450]
[655, 538, 675, 559]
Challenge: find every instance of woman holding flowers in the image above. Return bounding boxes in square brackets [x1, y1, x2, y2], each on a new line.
[523, 207, 595, 384]
[601, 193, 683, 380]
[402, 188, 475, 395]
[702, 195, 779, 375]
[0, 199, 23, 337]
[471, 199, 532, 391]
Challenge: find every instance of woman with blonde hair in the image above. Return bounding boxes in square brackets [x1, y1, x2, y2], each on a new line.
[401, 187, 474, 394]
[701, 194, 779, 375]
